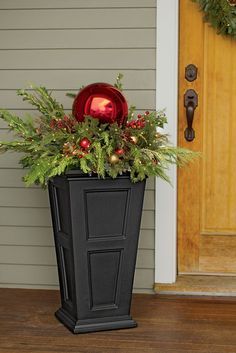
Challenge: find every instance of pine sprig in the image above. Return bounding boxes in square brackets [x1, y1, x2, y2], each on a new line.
[17, 85, 64, 120]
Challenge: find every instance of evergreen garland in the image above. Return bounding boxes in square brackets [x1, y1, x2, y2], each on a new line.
[0, 79, 197, 188]
[193, 0, 236, 37]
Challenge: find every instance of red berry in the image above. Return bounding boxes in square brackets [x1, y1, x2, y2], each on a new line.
[50, 119, 56, 128]
[115, 148, 125, 156]
[79, 137, 91, 149]
[57, 120, 64, 128]
[137, 114, 142, 119]
[145, 111, 150, 115]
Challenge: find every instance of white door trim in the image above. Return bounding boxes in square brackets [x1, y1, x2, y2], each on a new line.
[155, 0, 179, 283]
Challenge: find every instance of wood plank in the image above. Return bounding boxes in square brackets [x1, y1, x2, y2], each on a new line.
[1, 289, 236, 353]
[0, 0, 156, 9]
[0, 89, 155, 110]
[155, 275, 236, 296]
[0, 29, 155, 49]
[0, 9, 155, 29]
[0, 70, 156, 90]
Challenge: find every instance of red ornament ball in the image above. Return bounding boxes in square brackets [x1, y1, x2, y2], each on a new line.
[79, 137, 91, 149]
[72, 83, 128, 125]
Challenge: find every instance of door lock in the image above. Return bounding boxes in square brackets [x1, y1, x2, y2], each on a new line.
[185, 64, 198, 82]
[184, 89, 198, 142]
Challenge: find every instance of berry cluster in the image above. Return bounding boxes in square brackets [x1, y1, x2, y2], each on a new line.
[126, 112, 149, 129]
[63, 137, 91, 159]
[63, 142, 86, 159]
[50, 115, 77, 132]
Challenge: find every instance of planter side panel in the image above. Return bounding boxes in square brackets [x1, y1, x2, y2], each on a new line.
[48, 178, 77, 319]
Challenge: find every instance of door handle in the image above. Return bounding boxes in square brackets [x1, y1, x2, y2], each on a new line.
[184, 89, 198, 142]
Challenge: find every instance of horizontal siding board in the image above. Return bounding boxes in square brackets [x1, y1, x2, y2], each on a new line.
[134, 268, 154, 289]
[0, 188, 49, 208]
[0, 207, 154, 228]
[138, 230, 155, 249]
[0, 9, 155, 29]
[0, 264, 154, 289]
[0, 29, 155, 49]
[0, 70, 155, 90]
[0, 0, 156, 9]
[147, 177, 155, 190]
[0, 226, 54, 246]
[0, 207, 52, 227]
[0, 153, 23, 168]
[0, 246, 154, 269]
[0, 264, 59, 285]
[0, 246, 56, 266]
[0, 89, 156, 110]
[0, 49, 155, 70]
[141, 211, 154, 229]
[0, 188, 154, 210]
[0, 226, 154, 249]
[0, 170, 155, 190]
[144, 190, 155, 210]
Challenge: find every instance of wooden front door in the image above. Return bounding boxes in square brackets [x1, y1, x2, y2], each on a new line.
[178, 0, 236, 276]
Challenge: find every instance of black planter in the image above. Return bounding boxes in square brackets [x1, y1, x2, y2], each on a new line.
[48, 171, 146, 334]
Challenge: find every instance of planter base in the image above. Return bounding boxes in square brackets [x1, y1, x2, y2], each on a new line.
[56, 308, 137, 334]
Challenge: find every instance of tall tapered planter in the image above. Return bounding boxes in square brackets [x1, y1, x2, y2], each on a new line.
[48, 171, 146, 334]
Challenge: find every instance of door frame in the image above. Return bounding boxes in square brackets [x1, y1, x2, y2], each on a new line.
[155, 0, 179, 283]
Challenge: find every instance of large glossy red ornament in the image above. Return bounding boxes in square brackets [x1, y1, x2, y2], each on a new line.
[72, 83, 128, 125]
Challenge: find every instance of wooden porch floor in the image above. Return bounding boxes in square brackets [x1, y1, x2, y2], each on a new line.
[0, 289, 236, 353]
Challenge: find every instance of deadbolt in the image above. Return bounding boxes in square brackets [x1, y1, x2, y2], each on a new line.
[185, 64, 198, 82]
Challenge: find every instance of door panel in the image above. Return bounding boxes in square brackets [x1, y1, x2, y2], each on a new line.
[178, 0, 236, 275]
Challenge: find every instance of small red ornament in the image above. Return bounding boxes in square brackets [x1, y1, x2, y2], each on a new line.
[115, 148, 125, 156]
[72, 83, 128, 125]
[79, 137, 91, 149]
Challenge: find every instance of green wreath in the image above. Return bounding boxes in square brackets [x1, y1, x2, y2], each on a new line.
[193, 0, 236, 38]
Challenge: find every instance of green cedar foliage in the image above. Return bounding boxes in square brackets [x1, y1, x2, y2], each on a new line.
[0, 84, 197, 188]
[193, 0, 236, 37]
